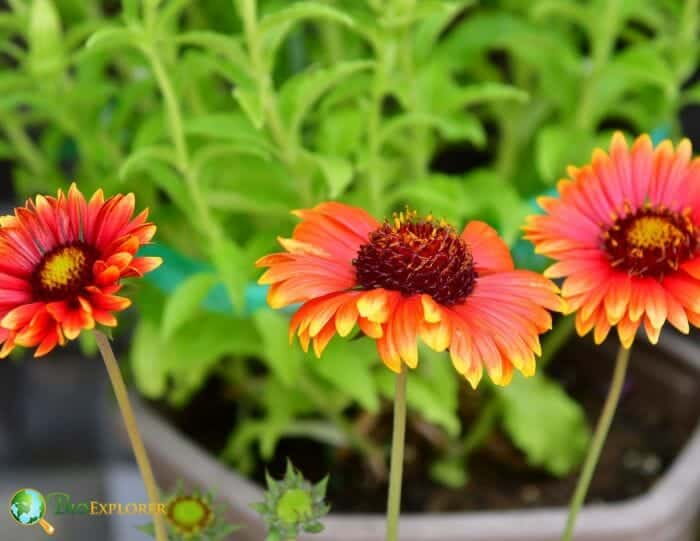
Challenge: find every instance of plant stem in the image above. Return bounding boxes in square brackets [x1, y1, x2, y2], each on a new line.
[560, 343, 631, 541]
[143, 46, 222, 241]
[3, 117, 48, 175]
[238, 0, 312, 206]
[540, 315, 575, 369]
[575, 0, 620, 130]
[385, 366, 408, 541]
[366, 36, 395, 217]
[94, 330, 167, 541]
[462, 398, 500, 454]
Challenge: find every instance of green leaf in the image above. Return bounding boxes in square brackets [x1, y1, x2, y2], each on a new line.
[309, 153, 354, 198]
[161, 272, 218, 339]
[535, 124, 595, 183]
[606, 45, 677, 98]
[315, 107, 365, 158]
[530, 1, 589, 28]
[121, 0, 140, 21]
[174, 31, 252, 84]
[259, 1, 355, 33]
[414, 1, 471, 61]
[278, 60, 374, 137]
[253, 309, 304, 386]
[430, 457, 468, 488]
[208, 237, 248, 315]
[132, 300, 261, 405]
[28, 0, 64, 78]
[310, 339, 380, 413]
[202, 155, 300, 217]
[498, 374, 591, 476]
[259, 1, 357, 62]
[119, 145, 178, 180]
[85, 26, 139, 52]
[380, 112, 485, 147]
[185, 113, 275, 160]
[129, 160, 192, 218]
[233, 86, 265, 129]
[455, 82, 529, 108]
[131, 318, 168, 398]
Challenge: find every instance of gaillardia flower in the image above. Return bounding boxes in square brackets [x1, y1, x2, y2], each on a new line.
[0, 184, 161, 357]
[257, 203, 563, 387]
[524, 132, 700, 348]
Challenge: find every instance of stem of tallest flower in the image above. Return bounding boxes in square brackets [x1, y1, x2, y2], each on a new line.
[561, 343, 631, 541]
[94, 330, 168, 541]
[386, 366, 408, 541]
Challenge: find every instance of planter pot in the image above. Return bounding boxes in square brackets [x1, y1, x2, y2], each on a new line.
[134, 331, 700, 541]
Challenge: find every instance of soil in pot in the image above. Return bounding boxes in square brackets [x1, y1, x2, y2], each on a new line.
[153, 333, 700, 513]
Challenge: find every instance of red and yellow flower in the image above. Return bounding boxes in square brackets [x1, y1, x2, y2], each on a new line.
[0, 184, 161, 357]
[525, 132, 700, 348]
[257, 203, 563, 387]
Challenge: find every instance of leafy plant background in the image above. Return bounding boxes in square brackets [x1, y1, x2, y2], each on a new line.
[1, 0, 698, 492]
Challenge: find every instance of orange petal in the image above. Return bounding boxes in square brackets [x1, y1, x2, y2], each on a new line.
[461, 221, 514, 275]
[593, 311, 611, 344]
[390, 297, 421, 369]
[420, 295, 442, 323]
[419, 312, 452, 352]
[1, 302, 43, 331]
[603, 273, 631, 325]
[376, 325, 401, 372]
[313, 319, 337, 358]
[335, 296, 359, 337]
[643, 316, 662, 345]
[644, 281, 668, 329]
[358, 317, 383, 338]
[617, 316, 639, 349]
[357, 289, 393, 323]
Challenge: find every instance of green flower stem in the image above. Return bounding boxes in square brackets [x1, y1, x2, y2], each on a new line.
[366, 36, 396, 216]
[142, 44, 222, 241]
[561, 343, 631, 541]
[399, 26, 428, 181]
[540, 315, 575, 369]
[386, 366, 408, 541]
[3, 116, 48, 175]
[94, 330, 168, 541]
[575, 0, 621, 130]
[239, 0, 312, 206]
[462, 398, 501, 454]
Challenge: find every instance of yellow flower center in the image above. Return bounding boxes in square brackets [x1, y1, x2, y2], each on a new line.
[32, 243, 97, 301]
[40, 246, 86, 290]
[626, 216, 686, 251]
[602, 205, 698, 278]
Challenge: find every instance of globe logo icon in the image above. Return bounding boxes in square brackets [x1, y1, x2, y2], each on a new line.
[9, 488, 55, 535]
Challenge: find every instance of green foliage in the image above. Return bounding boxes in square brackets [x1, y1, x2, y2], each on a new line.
[1, 0, 695, 493]
[497, 374, 591, 476]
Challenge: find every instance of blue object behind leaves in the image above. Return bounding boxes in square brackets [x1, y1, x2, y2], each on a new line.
[140, 244, 278, 315]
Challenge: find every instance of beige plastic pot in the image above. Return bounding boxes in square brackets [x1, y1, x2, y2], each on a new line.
[134, 332, 700, 541]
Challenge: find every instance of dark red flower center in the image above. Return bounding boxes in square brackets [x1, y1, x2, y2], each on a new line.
[353, 210, 477, 305]
[32, 243, 98, 301]
[602, 204, 698, 278]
